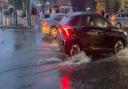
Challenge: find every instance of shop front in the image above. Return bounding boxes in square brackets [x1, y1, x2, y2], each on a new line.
[95, 0, 105, 13]
[95, 0, 120, 14]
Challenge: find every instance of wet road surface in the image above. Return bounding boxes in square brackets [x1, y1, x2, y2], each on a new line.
[0, 29, 128, 89]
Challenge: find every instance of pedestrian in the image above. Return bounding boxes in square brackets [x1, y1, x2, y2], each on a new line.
[105, 12, 109, 20]
[21, 12, 26, 18]
[109, 13, 117, 25]
[31, 4, 37, 26]
[31, 5, 37, 15]
[9, 7, 14, 16]
[109, 13, 122, 29]
[56, 6, 60, 13]
[101, 9, 105, 17]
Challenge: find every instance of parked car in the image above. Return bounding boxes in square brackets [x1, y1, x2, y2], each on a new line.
[40, 13, 65, 39]
[57, 12, 127, 56]
[116, 17, 128, 31]
[108, 14, 128, 32]
[116, 12, 128, 18]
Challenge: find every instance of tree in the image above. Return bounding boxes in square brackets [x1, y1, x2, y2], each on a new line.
[8, 0, 27, 10]
[8, 0, 14, 5]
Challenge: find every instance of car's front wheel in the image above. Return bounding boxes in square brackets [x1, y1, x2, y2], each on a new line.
[69, 44, 80, 56]
[49, 26, 58, 39]
[114, 40, 124, 53]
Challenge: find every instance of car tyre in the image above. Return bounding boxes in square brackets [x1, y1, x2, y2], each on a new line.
[49, 26, 58, 39]
[69, 44, 80, 56]
[114, 40, 124, 53]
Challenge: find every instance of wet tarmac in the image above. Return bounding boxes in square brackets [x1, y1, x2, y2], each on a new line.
[0, 29, 128, 89]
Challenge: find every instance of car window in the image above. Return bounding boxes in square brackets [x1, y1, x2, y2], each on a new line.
[90, 16, 109, 28]
[55, 15, 65, 21]
[70, 16, 80, 26]
[79, 15, 92, 27]
[60, 15, 80, 26]
[60, 15, 72, 25]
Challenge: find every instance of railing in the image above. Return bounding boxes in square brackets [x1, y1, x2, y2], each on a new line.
[116, 17, 128, 27]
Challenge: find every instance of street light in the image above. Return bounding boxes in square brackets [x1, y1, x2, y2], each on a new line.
[27, 0, 31, 29]
[14, 0, 17, 26]
[1, 3, 3, 26]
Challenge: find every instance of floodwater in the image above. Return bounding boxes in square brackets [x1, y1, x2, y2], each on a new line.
[0, 29, 128, 89]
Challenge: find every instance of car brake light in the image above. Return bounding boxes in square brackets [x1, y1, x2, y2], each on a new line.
[63, 27, 70, 36]
[61, 26, 72, 37]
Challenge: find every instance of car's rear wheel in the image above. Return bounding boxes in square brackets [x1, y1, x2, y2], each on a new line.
[70, 44, 80, 56]
[114, 40, 124, 53]
[49, 27, 58, 39]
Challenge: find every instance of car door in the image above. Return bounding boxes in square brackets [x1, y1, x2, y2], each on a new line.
[90, 15, 114, 51]
[76, 15, 102, 50]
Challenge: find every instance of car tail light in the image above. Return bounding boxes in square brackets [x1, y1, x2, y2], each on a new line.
[63, 27, 70, 36]
[61, 26, 73, 38]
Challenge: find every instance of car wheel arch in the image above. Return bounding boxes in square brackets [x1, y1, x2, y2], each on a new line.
[117, 37, 126, 47]
[114, 38, 126, 53]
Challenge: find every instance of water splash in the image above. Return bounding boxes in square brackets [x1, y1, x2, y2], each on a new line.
[45, 57, 61, 62]
[116, 48, 128, 58]
[60, 52, 91, 66]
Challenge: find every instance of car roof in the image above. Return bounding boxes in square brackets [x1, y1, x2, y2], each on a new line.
[66, 11, 99, 17]
[50, 13, 65, 16]
[44, 13, 65, 19]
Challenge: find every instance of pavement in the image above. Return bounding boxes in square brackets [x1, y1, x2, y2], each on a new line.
[0, 14, 37, 30]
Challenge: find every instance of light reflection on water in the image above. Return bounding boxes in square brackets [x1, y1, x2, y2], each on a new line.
[0, 30, 42, 58]
[58, 48, 128, 89]
[0, 33, 128, 89]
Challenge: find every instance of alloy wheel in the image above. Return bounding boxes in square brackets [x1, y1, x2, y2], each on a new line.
[114, 40, 124, 53]
[70, 44, 80, 56]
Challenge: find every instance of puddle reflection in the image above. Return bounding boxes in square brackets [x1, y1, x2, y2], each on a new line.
[58, 58, 128, 89]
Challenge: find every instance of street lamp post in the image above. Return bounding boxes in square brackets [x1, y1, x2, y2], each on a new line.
[14, 0, 17, 26]
[27, 0, 31, 29]
[1, 4, 3, 26]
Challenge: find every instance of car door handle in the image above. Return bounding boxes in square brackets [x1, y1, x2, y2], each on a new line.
[98, 32, 105, 35]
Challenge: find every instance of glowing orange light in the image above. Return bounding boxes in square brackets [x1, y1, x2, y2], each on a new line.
[41, 22, 50, 34]
[43, 22, 49, 27]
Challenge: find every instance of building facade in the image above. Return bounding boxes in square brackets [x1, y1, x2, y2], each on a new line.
[70, 0, 124, 14]
[70, 0, 96, 11]
[95, 0, 128, 13]
[37, 0, 127, 14]
[120, 0, 128, 12]
[95, 0, 120, 14]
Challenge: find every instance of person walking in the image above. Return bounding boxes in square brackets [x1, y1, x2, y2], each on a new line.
[109, 13, 122, 29]
[9, 7, 14, 16]
[101, 9, 105, 17]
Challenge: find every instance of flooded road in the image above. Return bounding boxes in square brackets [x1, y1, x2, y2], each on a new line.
[0, 29, 42, 58]
[0, 29, 128, 89]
